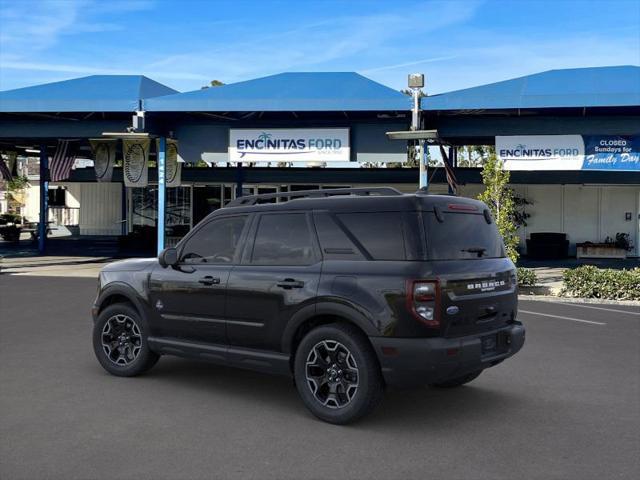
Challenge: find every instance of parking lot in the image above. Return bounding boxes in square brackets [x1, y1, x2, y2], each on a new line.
[1, 274, 638, 480]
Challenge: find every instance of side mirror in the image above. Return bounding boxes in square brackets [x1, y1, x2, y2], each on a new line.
[158, 247, 178, 268]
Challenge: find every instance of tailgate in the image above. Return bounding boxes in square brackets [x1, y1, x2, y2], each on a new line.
[432, 260, 518, 338]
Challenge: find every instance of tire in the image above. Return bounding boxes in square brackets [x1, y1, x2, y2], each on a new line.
[93, 303, 159, 377]
[294, 323, 383, 425]
[430, 370, 482, 388]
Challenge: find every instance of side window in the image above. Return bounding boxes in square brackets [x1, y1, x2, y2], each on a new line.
[251, 213, 316, 266]
[313, 212, 365, 260]
[180, 215, 247, 264]
[336, 212, 406, 260]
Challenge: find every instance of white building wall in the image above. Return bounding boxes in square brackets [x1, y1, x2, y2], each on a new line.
[64, 184, 81, 208]
[599, 187, 639, 254]
[23, 182, 40, 222]
[78, 182, 122, 235]
[457, 183, 639, 257]
[562, 185, 599, 255]
[524, 185, 564, 234]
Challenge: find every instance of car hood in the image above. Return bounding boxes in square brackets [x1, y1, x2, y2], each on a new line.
[101, 258, 157, 272]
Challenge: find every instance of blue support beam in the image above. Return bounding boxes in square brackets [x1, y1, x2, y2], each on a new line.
[157, 137, 166, 255]
[38, 145, 48, 254]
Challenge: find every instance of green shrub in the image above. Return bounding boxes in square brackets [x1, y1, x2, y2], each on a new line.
[561, 265, 640, 300]
[516, 267, 538, 287]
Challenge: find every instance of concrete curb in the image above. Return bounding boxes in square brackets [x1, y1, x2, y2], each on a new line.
[518, 285, 558, 296]
[518, 294, 640, 307]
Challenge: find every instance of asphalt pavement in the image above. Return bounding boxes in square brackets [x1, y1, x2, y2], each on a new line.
[0, 275, 638, 480]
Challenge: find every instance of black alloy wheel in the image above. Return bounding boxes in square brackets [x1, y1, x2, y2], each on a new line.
[93, 303, 159, 377]
[305, 340, 360, 409]
[294, 323, 383, 424]
[101, 313, 142, 366]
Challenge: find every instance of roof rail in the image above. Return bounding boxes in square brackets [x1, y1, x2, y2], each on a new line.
[225, 187, 403, 207]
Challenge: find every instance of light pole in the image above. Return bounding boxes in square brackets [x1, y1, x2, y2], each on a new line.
[408, 73, 426, 189]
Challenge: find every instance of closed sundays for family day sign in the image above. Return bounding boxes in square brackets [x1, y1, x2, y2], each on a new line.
[497, 135, 640, 171]
[229, 128, 350, 162]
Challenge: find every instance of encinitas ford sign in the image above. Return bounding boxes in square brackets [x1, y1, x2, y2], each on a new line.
[229, 128, 350, 162]
[497, 135, 640, 171]
[497, 135, 585, 170]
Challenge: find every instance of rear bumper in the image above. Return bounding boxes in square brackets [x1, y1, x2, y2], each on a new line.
[370, 322, 525, 388]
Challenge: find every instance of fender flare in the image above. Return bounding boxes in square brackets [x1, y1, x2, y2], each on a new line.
[281, 300, 378, 354]
[95, 282, 150, 321]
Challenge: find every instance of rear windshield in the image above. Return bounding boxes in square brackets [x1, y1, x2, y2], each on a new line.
[424, 212, 505, 260]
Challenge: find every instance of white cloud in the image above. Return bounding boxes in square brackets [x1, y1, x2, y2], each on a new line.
[0, 60, 209, 81]
[417, 30, 640, 94]
[1, 0, 637, 95]
[0, 0, 153, 56]
[361, 56, 459, 74]
[135, 1, 484, 89]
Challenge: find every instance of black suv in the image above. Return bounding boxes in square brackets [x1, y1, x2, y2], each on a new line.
[92, 187, 525, 424]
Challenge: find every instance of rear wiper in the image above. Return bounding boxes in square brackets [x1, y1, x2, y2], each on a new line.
[461, 247, 487, 257]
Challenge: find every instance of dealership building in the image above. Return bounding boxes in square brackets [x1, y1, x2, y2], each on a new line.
[1, 65, 639, 257]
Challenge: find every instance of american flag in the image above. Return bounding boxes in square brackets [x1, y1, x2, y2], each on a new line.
[49, 140, 78, 182]
[0, 157, 12, 181]
[439, 145, 458, 195]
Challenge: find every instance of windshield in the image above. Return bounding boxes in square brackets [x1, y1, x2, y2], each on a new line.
[424, 212, 506, 260]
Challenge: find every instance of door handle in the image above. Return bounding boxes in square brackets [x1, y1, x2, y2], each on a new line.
[198, 276, 220, 286]
[276, 278, 305, 289]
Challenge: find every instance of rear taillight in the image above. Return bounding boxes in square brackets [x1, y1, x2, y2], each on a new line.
[407, 280, 440, 328]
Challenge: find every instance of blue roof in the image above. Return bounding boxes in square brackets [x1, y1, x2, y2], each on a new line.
[145, 72, 411, 112]
[422, 66, 640, 111]
[0, 75, 178, 113]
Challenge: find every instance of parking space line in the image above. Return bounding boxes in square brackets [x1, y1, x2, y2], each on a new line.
[519, 309, 607, 326]
[553, 303, 640, 316]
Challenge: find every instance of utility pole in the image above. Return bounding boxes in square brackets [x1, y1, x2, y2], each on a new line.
[408, 73, 426, 189]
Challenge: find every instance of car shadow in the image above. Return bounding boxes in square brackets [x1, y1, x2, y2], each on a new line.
[364, 384, 527, 431]
[126, 356, 527, 430]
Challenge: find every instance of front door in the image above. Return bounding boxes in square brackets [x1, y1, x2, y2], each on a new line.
[226, 212, 321, 351]
[148, 214, 250, 344]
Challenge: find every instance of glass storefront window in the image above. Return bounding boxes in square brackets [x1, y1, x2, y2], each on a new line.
[131, 187, 157, 229]
[130, 186, 192, 245]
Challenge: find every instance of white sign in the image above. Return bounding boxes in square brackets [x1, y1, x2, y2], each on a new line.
[122, 138, 149, 187]
[496, 135, 585, 170]
[229, 128, 350, 163]
[90, 139, 116, 182]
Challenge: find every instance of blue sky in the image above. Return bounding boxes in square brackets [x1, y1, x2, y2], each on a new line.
[0, 0, 638, 94]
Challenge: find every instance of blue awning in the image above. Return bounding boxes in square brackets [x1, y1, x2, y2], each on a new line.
[0, 75, 178, 113]
[145, 72, 411, 112]
[422, 66, 640, 111]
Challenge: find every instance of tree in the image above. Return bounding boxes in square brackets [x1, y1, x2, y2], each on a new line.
[477, 152, 519, 263]
[201, 80, 225, 89]
[457, 145, 495, 167]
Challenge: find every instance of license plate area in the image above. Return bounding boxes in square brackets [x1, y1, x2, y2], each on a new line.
[481, 332, 511, 355]
[481, 334, 497, 353]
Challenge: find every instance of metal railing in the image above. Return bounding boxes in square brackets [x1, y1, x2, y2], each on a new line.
[48, 207, 79, 226]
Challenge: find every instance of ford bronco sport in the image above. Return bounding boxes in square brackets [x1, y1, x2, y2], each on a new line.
[92, 187, 525, 424]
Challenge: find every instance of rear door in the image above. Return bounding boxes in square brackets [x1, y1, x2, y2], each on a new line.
[422, 209, 518, 339]
[226, 211, 321, 351]
[148, 214, 250, 344]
